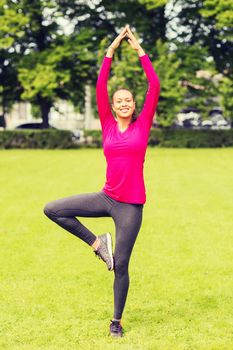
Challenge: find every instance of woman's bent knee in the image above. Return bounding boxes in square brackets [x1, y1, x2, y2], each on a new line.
[43, 202, 57, 218]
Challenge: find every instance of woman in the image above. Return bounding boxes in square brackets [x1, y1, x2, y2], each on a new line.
[44, 25, 160, 338]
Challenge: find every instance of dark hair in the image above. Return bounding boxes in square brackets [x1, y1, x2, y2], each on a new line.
[111, 88, 138, 123]
[131, 110, 137, 123]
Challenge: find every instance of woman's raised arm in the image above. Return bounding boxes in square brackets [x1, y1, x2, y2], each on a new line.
[96, 27, 128, 131]
[127, 27, 160, 131]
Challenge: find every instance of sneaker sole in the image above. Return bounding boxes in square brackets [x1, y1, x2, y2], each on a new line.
[110, 332, 123, 338]
[106, 232, 114, 271]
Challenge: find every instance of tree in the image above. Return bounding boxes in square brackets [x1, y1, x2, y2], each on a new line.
[152, 40, 186, 126]
[0, 0, 28, 122]
[173, 0, 232, 75]
[0, 0, 96, 127]
[59, 0, 169, 55]
[18, 29, 95, 127]
[201, 0, 233, 38]
[1, 0, 231, 129]
[18, 0, 96, 127]
[173, 0, 232, 121]
[219, 77, 233, 125]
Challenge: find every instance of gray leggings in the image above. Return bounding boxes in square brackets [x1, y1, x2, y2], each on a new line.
[43, 191, 143, 319]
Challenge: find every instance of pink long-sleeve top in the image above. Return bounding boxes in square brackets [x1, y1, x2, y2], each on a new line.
[96, 54, 160, 204]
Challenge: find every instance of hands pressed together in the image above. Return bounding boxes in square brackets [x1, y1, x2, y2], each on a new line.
[106, 25, 145, 58]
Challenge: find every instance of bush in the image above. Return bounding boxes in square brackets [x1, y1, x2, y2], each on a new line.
[0, 129, 77, 149]
[152, 129, 233, 148]
[85, 129, 233, 148]
[0, 128, 232, 149]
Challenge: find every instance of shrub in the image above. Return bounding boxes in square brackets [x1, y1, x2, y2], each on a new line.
[0, 128, 232, 149]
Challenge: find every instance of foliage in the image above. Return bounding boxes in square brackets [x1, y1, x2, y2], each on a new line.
[139, 0, 168, 10]
[18, 29, 95, 111]
[219, 76, 233, 123]
[0, 0, 28, 116]
[1, 0, 97, 125]
[0, 129, 77, 149]
[201, 0, 233, 37]
[0, 0, 28, 50]
[174, 0, 232, 75]
[175, 43, 218, 116]
[1, 128, 233, 149]
[0, 0, 232, 127]
[153, 40, 186, 126]
[149, 128, 233, 147]
[84, 129, 233, 148]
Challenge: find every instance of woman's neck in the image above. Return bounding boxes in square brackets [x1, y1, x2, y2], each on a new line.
[117, 117, 132, 131]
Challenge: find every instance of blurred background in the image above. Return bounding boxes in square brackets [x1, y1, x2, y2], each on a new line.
[0, 0, 232, 134]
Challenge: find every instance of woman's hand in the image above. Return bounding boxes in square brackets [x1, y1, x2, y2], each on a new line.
[105, 25, 145, 58]
[110, 26, 128, 50]
[126, 25, 145, 57]
[106, 26, 128, 58]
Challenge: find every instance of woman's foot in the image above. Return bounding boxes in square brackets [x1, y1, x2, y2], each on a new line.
[109, 319, 124, 337]
[93, 233, 114, 271]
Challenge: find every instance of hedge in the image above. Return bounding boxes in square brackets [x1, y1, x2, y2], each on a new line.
[0, 129, 77, 149]
[85, 129, 233, 148]
[0, 128, 233, 149]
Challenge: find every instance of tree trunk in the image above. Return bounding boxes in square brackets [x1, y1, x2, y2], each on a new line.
[158, 6, 167, 42]
[0, 93, 7, 129]
[0, 114, 6, 129]
[37, 95, 52, 128]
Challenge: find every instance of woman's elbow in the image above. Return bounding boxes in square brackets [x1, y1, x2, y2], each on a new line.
[152, 75, 160, 89]
[150, 78, 160, 93]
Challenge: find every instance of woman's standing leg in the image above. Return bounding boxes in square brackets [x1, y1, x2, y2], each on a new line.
[111, 202, 143, 321]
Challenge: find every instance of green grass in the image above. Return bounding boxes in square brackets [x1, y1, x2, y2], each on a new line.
[0, 148, 233, 350]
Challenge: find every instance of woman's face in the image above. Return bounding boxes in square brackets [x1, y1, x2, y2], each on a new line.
[112, 89, 135, 120]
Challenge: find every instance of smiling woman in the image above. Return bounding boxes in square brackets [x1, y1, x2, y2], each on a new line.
[44, 25, 160, 338]
[111, 89, 138, 128]
[112, 89, 135, 126]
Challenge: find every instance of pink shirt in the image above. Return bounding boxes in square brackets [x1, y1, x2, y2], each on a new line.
[96, 54, 160, 204]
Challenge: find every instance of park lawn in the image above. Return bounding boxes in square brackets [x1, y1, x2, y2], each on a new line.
[0, 147, 232, 350]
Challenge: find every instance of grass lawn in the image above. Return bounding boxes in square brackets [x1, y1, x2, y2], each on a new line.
[0, 147, 233, 350]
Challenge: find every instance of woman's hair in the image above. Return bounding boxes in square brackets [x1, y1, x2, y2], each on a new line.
[131, 110, 137, 123]
[111, 88, 138, 123]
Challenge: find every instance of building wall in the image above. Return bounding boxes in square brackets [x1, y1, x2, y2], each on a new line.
[5, 86, 101, 131]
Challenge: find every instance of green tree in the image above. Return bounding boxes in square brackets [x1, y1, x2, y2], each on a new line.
[175, 43, 217, 116]
[219, 77, 233, 125]
[173, 0, 232, 121]
[0, 0, 96, 127]
[0, 0, 28, 121]
[1, 0, 231, 129]
[174, 0, 232, 75]
[18, 29, 95, 127]
[153, 40, 186, 127]
[60, 0, 169, 55]
[201, 0, 233, 38]
[18, 0, 96, 127]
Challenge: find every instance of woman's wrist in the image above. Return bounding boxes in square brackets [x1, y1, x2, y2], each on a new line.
[137, 46, 145, 57]
[106, 46, 115, 58]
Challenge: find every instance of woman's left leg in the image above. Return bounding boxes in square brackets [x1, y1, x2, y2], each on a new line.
[111, 202, 143, 320]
